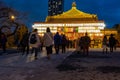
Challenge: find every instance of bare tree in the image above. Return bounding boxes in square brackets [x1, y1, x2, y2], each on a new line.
[0, 1, 28, 37]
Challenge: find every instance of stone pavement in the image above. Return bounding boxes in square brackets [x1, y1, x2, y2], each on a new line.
[0, 48, 120, 80]
[0, 48, 74, 80]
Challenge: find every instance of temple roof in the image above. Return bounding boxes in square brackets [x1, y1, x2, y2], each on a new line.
[46, 2, 98, 22]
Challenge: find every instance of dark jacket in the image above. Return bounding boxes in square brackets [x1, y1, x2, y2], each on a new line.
[61, 35, 67, 45]
[82, 36, 91, 46]
[21, 32, 29, 46]
[0, 34, 7, 45]
[54, 34, 61, 45]
[109, 36, 116, 46]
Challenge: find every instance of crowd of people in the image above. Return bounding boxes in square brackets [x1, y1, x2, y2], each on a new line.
[77, 33, 119, 55]
[42, 28, 68, 59]
[102, 34, 119, 54]
[0, 27, 119, 60]
[0, 27, 68, 60]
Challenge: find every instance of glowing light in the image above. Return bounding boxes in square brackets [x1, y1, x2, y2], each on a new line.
[10, 15, 15, 21]
[78, 30, 100, 33]
[100, 33, 104, 36]
[32, 22, 105, 33]
[32, 23, 106, 29]
[89, 34, 93, 36]
[78, 27, 96, 30]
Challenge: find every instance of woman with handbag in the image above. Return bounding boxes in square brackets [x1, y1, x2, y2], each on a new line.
[43, 27, 54, 59]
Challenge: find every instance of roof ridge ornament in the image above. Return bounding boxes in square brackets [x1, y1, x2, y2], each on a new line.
[72, 2, 76, 8]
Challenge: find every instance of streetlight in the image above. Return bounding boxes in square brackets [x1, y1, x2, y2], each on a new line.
[10, 15, 15, 22]
[7, 15, 19, 37]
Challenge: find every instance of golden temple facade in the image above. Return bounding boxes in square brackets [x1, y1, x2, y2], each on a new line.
[32, 2, 117, 48]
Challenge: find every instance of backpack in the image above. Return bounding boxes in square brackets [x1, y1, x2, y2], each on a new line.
[30, 34, 37, 44]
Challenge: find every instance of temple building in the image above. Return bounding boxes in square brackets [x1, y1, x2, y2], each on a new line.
[32, 2, 117, 48]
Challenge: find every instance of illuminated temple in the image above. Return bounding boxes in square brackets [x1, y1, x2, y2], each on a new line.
[32, 2, 117, 48]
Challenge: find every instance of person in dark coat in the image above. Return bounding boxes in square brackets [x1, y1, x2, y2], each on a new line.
[54, 32, 61, 54]
[82, 33, 91, 55]
[0, 33, 7, 54]
[79, 36, 84, 53]
[21, 30, 30, 55]
[61, 34, 67, 53]
[109, 34, 116, 52]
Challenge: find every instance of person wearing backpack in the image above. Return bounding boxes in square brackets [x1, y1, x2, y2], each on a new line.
[29, 29, 41, 60]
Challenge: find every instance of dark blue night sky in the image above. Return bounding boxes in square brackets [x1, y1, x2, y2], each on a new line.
[3, 0, 120, 28]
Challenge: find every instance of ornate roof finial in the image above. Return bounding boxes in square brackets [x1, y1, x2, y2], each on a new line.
[72, 1, 76, 7]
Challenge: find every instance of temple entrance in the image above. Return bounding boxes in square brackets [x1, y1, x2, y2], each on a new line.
[63, 32, 103, 48]
[65, 32, 78, 40]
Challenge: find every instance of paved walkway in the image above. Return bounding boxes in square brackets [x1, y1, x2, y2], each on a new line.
[0, 48, 120, 80]
[0, 48, 74, 80]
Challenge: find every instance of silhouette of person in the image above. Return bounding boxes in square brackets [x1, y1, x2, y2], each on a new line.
[21, 30, 30, 55]
[0, 33, 7, 54]
[109, 34, 116, 53]
[102, 35, 108, 53]
[54, 32, 61, 54]
[61, 34, 67, 53]
[82, 33, 91, 55]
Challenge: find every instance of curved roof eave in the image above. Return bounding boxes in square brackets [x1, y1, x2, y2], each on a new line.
[52, 7, 97, 18]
